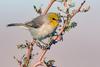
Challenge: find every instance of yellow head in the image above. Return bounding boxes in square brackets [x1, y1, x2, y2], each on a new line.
[47, 12, 60, 28]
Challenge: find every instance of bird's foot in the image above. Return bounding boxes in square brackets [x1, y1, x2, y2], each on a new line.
[36, 41, 51, 50]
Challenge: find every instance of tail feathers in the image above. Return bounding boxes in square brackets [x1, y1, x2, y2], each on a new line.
[7, 23, 25, 27]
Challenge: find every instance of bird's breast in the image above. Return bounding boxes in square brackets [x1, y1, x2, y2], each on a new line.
[29, 23, 54, 40]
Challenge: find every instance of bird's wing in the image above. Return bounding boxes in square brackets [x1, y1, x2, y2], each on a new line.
[25, 15, 48, 28]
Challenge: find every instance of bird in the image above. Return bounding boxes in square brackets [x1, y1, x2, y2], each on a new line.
[7, 12, 61, 49]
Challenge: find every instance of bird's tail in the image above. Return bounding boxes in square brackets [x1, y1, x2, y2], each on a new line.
[7, 23, 25, 27]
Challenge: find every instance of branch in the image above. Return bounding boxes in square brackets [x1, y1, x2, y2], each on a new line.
[21, 40, 36, 67]
[64, 0, 72, 7]
[42, 0, 56, 15]
[31, 50, 47, 67]
[71, 0, 86, 18]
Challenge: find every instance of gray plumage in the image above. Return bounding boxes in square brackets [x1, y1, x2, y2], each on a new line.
[26, 15, 47, 28]
[7, 14, 51, 40]
[7, 15, 48, 28]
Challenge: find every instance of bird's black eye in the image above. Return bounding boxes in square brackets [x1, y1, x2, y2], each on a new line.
[52, 18, 56, 20]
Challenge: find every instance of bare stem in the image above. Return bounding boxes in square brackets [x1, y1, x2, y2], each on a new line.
[71, 0, 86, 18]
[43, 0, 56, 15]
[39, 50, 47, 61]
[32, 50, 48, 67]
[22, 40, 36, 67]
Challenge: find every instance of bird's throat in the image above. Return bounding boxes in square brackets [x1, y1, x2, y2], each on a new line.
[50, 21, 59, 28]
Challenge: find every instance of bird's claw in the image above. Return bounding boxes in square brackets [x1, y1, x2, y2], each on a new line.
[36, 42, 51, 50]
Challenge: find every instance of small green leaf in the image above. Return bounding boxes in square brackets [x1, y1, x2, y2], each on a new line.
[64, 21, 77, 32]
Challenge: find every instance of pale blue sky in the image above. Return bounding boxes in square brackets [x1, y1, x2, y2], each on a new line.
[0, 0, 100, 67]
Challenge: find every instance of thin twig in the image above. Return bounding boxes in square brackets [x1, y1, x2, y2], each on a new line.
[22, 40, 35, 67]
[71, 0, 86, 18]
[43, 0, 56, 15]
[32, 50, 48, 67]
[39, 50, 47, 61]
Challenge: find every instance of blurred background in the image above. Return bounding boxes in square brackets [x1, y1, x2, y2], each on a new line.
[0, 0, 100, 67]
